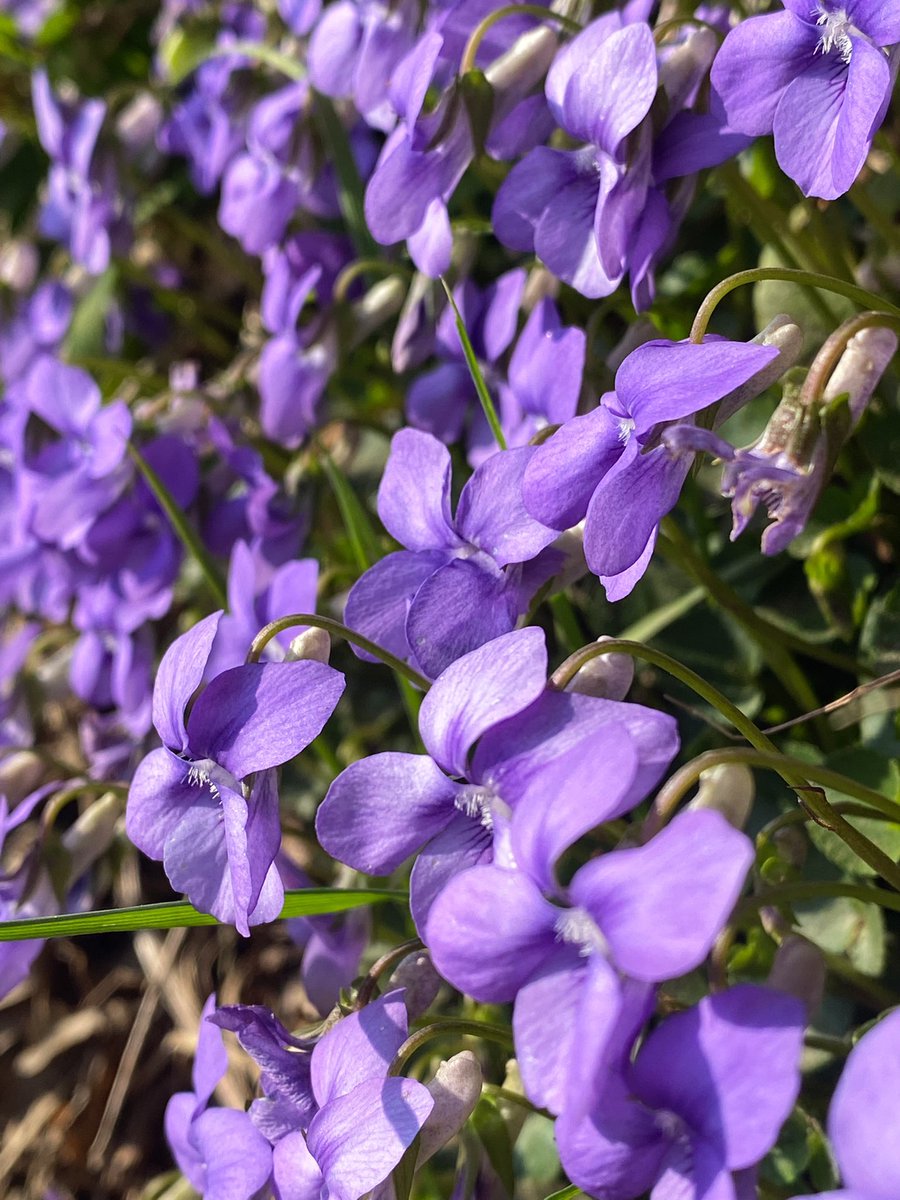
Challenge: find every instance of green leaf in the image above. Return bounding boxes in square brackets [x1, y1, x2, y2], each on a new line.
[439, 278, 507, 451]
[471, 1097, 515, 1196]
[128, 442, 227, 608]
[63, 267, 119, 361]
[540, 1186, 583, 1200]
[793, 893, 886, 976]
[513, 1114, 560, 1187]
[860, 582, 900, 673]
[805, 750, 900, 876]
[0, 887, 405, 941]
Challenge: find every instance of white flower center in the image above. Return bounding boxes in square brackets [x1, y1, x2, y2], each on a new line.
[454, 784, 501, 830]
[554, 907, 609, 958]
[617, 417, 636, 445]
[815, 5, 854, 62]
[184, 757, 238, 799]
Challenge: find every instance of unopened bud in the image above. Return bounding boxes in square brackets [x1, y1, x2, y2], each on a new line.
[285, 627, 331, 664]
[485, 24, 557, 96]
[0, 752, 45, 804]
[716, 315, 804, 425]
[772, 824, 807, 870]
[0, 239, 39, 291]
[687, 763, 754, 830]
[823, 325, 897, 427]
[387, 950, 442, 1019]
[62, 791, 123, 880]
[566, 636, 634, 701]
[768, 934, 825, 1018]
[417, 1051, 483, 1164]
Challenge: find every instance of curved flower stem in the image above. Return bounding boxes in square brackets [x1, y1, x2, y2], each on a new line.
[334, 259, 411, 304]
[650, 746, 900, 826]
[201, 39, 306, 82]
[459, 4, 581, 75]
[389, 1020, 514, 1076]
[481, 1084, 552, 1119]
[689, 268, 900, 344]
[353, 938, 425, 1010]
[736, 880, 900, 918]
[42, 782, 129, 835]
[551, 639, 785, 759]
[647, 747, 900, 890]
[757, 800, 899, 848]
[247, 613, 431, 691]
[653, 16, 723, 44]
[798, 310, 900, 409]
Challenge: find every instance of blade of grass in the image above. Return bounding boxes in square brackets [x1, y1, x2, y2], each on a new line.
[439, 277, 507, 451]
[318, 447, 383, 573]
[0, 887, 405, 941]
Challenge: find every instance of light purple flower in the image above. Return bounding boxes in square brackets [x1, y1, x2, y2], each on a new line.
[343, 429, 559, 677]
[165, 994, 274, 1199]
[711, 1, 900, 199]
[126, 612, 345, 934]
[426, 806, 754, 1115]
[522, 337, 781, 598]
[317, 626, 679, 930]
[793, 1008, 900, 1199]
[557, 985, 805, 1200]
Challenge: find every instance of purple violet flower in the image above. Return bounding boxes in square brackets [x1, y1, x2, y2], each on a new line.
[426, 804, 754, 1115]
[522, 337, 781, 598]
[317, 626, 679, 930]
[556, 985, 806, 1200]
[711, 1, 900, 200]
[793, 1007, 900, 1199]
[343, 429, 560, 677]
[126, 611, 346, 934]
[165, 994, 274, 1199]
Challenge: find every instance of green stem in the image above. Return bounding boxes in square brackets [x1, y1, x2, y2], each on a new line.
[389, 1020, 514, 1076]
[648, 747, 900, 889]
[551, 640, 784, 759]
[354, 938, 425, 1009]
[128, 443, 227, 607]
[440, 277, 507, 451]
[481, 1085, 552, 1119]
[690, 268, 900, 344]
[247, 613, 431, 691]
[737, 880, 900, 918]
[204, 39, 305, 82]
[459, 4, 581, 75]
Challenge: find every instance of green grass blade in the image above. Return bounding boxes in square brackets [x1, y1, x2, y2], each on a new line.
[0, 887, 405, 941]
[439, 278, 507, 451]
[128, 442, 227, 608]
[318, 447, 382, 572]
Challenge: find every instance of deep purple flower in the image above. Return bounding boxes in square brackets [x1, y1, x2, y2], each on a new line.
[0, 787, 57, 999]
[426, 806, 754, 1115]
[712, 1, 900, 199]
[0, 280, 72, 385]
[522, 337, 781, 598]
[126, 612, 345, 934]
[793, 1008, 900, 1199]
[344, 429, 559, 677]
[214, 990, 434, 1199]
[557, 985, 805, 1200]
[318, 626, 679, 929]
[165, 994, 274, 1199]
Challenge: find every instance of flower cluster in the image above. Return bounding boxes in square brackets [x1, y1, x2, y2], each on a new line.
[1, 0, 899, 1196]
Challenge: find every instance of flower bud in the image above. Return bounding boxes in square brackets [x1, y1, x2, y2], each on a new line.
[768, 934, 825, 1018]
[0, 239, 39, 291]
[823, 325, 897, 427]
[0, 752, 45, 805]
[285, 627, 331, 664]
[565, 636, 634, 701]
[687, 763, 754, 830]
[62, 791, 123, 880]
[417, 1051, 483, 1164]
[715, 315, 804, 425]
[772, 823, 807, 870]
[387, 950, 442, 1019]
